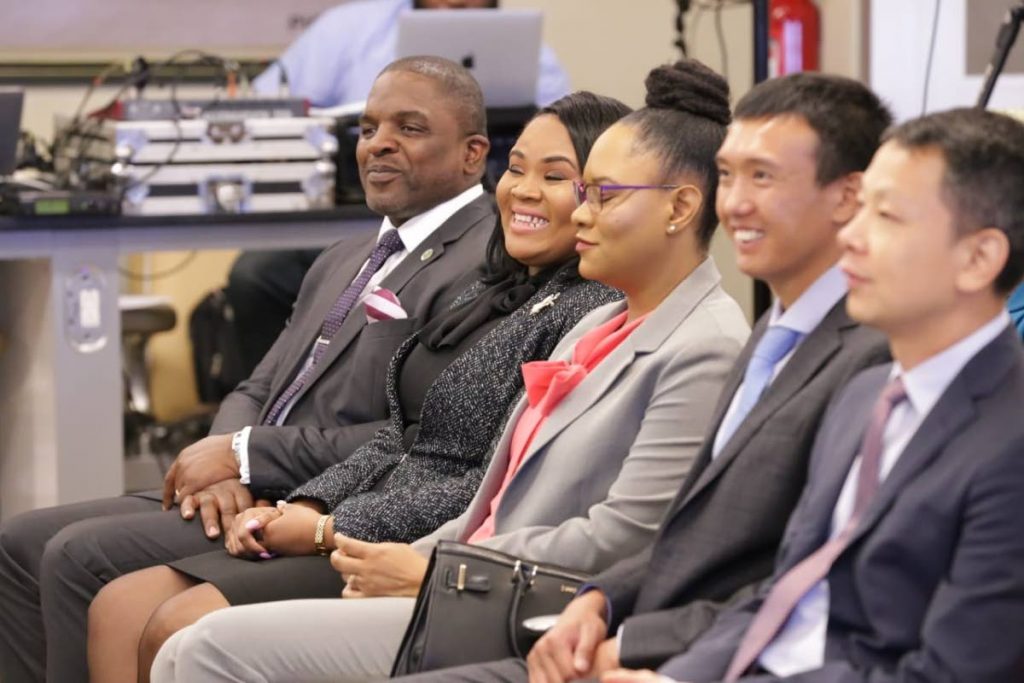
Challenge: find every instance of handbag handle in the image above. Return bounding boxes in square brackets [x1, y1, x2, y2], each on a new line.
[506, 561, 535, 658]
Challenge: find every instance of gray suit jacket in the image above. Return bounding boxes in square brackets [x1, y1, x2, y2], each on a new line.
[415, 258, 750, 575]
[209, 194, 495, 497]
[595, 298, 890, 670]
[662, 326, 1024, 683]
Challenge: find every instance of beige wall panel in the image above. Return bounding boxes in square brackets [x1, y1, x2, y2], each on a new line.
[130, 250, 237, 421]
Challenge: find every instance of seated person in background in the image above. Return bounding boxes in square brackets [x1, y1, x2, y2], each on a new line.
[254, 0, 571, 108]
[0, 56, 497, 683]
[1009, 281, 1024, 337]
[222, 247, 324, 380]
[390, 73, 894, 683]
[613, 107, 1024, 683]
[148, 58, 752, 683]
[231, 0, 574, 369]
[87, 89, 630, 683]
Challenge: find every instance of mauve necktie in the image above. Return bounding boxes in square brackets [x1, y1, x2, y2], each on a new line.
[723, 377, 908, 681]
[262, 229, 405, 425]
[716, 325, 803, 449]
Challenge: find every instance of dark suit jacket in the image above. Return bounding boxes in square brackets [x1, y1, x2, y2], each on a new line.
[595, 299, 890, 670]
[661, 326, 1024, 683]
[208, 193, 495, 497]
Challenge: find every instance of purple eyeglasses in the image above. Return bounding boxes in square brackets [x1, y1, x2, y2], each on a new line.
[573, 181, 680, 211]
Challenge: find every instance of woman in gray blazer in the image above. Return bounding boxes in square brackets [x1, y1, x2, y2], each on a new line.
[87, 91, 630, 683]
[150, 58, 751, 683]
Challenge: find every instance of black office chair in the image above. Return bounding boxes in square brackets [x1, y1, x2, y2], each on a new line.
[120, 295, 176, 462]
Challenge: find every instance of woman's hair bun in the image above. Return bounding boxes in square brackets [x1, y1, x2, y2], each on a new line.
[644, 58, 731, 126]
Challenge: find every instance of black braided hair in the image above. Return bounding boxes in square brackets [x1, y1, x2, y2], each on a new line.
[623, 58, 731, 248]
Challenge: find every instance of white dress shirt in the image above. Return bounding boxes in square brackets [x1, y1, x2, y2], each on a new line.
[235, 184, 485, 483]
[711, 266, 848, 458]
[759, 310, 1012, 676]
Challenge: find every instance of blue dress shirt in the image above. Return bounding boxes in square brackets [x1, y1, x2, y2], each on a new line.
[252, 0, 571, 107]
[711, 265, 847, 458]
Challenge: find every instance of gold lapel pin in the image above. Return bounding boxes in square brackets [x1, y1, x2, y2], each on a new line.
[420, 248, 434, 262]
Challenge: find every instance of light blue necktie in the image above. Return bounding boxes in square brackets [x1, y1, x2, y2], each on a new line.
[716, 325, 803, 450]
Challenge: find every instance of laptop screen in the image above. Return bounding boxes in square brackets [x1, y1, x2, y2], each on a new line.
[0, 88, 24, 177]
[396, 9, 542, 108]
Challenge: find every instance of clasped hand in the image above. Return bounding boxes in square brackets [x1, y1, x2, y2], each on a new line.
[162, 433, 240, 509]
[527, 589, 621, 683]
[225, 500, 327, 559]
[526, 590, 688, 683]
[330, 534, 429, 599]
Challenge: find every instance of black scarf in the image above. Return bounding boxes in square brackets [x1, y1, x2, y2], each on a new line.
[418, 267, 559, 351]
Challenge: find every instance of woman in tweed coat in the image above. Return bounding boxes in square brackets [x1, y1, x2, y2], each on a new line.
[88, 91, 631, 682]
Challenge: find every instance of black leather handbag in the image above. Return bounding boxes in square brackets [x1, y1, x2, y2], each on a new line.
[390, 541, 589, 676]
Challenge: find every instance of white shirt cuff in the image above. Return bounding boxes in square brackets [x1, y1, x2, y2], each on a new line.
[232, 426, 252, 485]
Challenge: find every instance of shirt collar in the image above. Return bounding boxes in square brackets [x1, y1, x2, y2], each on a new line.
[768, 265, 848, 334]
[378, 184, 485, 252]
[891, 310, 1011, 417]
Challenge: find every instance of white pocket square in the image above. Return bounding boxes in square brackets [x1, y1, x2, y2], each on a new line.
[365, 287, 408, 323]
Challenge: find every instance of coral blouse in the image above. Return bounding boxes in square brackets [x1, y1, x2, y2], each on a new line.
[468, 311, 647, 542]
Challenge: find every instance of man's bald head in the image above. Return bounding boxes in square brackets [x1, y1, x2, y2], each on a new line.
[379, 55, 487, 136]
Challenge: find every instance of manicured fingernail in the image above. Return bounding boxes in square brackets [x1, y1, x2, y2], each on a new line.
[259, 551, 274, 560]
[245, 519, 260, 530]
[208, 526, 218, 537]
[276, 500, 287, 508]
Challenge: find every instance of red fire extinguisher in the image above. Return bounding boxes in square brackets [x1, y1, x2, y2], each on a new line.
[769, 0, 820, 77]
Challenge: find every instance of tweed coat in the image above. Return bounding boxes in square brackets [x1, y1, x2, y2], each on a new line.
[288, 264, 621, 542]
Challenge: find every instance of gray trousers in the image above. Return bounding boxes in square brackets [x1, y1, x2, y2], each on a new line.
[152, 596, 417, 682]
[0, 493, 222, 683]
[152, 596, 537, 683]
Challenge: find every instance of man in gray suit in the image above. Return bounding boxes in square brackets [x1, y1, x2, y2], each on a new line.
[409, 74, 893, 683]
[635, 107, 1024, 683]
[0, 56, 494, 683]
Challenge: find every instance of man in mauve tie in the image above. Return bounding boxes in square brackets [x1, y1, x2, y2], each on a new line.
[0, 56, 495, 683]
[604, 108, 1024, 683]
[402, 76, 892, 683]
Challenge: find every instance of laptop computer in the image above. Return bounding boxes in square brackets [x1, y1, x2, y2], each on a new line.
[0, 88, 23, 177]
[396, 9, 542, 108]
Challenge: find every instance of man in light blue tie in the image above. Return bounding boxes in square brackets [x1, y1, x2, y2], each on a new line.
[396, 76, 894, 683]
[625, 106, 1024, 683]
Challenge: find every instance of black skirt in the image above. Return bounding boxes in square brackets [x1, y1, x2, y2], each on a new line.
[168, 551, 343, 606]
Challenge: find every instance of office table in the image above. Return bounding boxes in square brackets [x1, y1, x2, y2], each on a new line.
[0, 208, 378, 520]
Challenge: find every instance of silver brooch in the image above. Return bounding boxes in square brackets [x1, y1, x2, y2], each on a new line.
[419, 248, 434, 262]
[530, 293, 560, 315]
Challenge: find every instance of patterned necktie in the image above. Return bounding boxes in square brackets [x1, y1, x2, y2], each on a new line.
[723, 377, 908, 681]
[716, 325, 803, 449]
[262, 229, 405, 425]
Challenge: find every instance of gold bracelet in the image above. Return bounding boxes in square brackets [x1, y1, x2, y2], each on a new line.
[314, 514, 332, 556]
